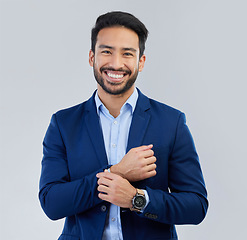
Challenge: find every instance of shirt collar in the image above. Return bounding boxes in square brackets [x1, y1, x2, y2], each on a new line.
[95, 88, 139, 116]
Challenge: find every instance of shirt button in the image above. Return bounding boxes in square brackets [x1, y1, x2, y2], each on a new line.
[101, 205, 107, 212]
[112, 143, 116, 148]
[111, 217, 116, 222]
[113, 120, 118, 125]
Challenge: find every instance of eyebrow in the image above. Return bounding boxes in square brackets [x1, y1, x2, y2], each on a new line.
[98, 45, 137, 52]
[123, 47, 137, 53]
[99, 45, 114, 49]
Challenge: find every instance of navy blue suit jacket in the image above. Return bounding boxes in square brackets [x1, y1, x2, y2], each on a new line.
[39, 89, 208, 240]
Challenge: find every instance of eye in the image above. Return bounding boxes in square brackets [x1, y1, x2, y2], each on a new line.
[123, 52, 134, 57]
[101, 50, 111, 55]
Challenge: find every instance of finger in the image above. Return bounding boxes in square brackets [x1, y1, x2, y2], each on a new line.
[146, 169, 157, 178]
[141, 166, 157, 178]
[96, 172, 107, 178]
[144, 156, 157, 164]
[96, 171, 114, 179]
[97, 176, 112, 187]
[97, 184, 109, 193]
[135, 144, 153, 152]
[98, 192, 110, 201]
[143, 163, 157, 172]
[140, 149, 155, 158]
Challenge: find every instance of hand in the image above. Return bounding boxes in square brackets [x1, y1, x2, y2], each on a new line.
[110, 144, 157, 182]
[96, 171, 136, 208]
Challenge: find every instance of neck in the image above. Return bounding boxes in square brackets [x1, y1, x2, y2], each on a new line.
[97, 85, 135, 118]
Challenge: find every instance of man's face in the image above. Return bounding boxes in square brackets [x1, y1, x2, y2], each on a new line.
[89, 27, 146, 96]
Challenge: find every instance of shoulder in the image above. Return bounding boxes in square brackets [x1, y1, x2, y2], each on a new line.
[53, 92, 96, 122]
[55, 102, 86, 118]
[137, 89, 184, 120]
[149, 97, 181, 115]
[148, 98, 186, 128]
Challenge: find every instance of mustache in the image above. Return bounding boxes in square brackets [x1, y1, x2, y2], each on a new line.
[100, 67, 131, 75]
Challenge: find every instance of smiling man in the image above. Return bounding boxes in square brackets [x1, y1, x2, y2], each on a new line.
[39, 11, 208, 240]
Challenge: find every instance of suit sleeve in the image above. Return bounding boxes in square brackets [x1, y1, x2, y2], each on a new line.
[39, 114, 108, 221]
[141, 113, 208, 225]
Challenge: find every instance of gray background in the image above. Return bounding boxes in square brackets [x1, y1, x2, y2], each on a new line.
[1, 0, 246, 239]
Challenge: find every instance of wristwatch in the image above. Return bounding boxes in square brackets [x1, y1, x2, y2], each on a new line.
[130, 189, 146, 212]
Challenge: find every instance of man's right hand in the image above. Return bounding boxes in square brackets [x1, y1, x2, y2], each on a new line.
[110, 144, 157, 182]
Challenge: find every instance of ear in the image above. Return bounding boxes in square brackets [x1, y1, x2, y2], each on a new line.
[138, 54, 146, 72]
[89, 49, 94, 67]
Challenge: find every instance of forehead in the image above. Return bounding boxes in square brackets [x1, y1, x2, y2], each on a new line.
[96, 27, 139, 50]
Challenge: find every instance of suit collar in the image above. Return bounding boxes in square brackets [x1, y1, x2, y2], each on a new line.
[94, 88, 139, 116]
[85, 88, 150, 113]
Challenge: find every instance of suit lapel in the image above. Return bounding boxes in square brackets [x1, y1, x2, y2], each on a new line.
[84, 90, 151, 166]
[127, 90, 151, 152]
[84, 93, 108, 167]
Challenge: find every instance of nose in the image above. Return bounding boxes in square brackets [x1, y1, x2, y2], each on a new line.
[109, 53, 124, 70]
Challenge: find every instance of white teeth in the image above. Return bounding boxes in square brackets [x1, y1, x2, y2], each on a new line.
[107, 72, 124, 79]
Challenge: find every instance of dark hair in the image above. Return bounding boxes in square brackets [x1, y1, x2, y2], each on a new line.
[91, 11, 148, 57]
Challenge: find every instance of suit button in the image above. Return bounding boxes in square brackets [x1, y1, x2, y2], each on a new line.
[101, 205, 107, 212]
[144, 213, 151, 218]
[152, 214, 158, 219]
[145, 212, 158, 219]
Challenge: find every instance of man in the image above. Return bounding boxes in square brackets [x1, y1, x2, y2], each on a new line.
[39, 11, 208, 240]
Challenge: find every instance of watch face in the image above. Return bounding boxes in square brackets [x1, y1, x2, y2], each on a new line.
[134, 195, 146, 208]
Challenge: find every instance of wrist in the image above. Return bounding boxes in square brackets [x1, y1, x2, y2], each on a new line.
[128, 187, 137, 208]
[110, 164, 125, 178]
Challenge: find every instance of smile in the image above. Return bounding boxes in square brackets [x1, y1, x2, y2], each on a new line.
[107, 72, 124, 79]
[103, 70, 130, 83]
[100, 67, 131, 81]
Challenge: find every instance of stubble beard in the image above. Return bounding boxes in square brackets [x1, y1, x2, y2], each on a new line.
[93, 64, 139, 96]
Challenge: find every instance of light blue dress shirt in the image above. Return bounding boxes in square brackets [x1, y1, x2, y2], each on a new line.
[95, 88, 149, 240]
